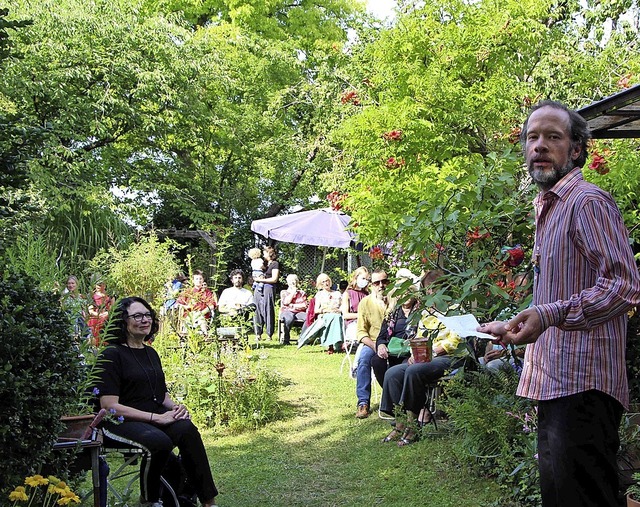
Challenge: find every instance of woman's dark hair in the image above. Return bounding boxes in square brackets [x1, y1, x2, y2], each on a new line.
[105, 296, 159, 344]
[263, 246, 277, 261]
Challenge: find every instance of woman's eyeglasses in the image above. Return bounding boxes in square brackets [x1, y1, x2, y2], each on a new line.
[127, 312, 153, 322]
[371, 279, 389, 286]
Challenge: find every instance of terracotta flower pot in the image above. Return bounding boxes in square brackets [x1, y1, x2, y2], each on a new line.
[628, 494, 640, 507]
[59, 414, 95, 440]
[409, 338, 432, 363]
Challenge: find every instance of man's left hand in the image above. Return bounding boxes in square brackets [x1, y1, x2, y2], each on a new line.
[505, 308, 543, 345]
[478, 308, 543, 346]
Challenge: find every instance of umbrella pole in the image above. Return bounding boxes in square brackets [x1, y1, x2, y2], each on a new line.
[320, 247, 326, 273]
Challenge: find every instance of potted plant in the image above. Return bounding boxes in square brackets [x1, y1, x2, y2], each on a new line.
[627, 472, 640, 507]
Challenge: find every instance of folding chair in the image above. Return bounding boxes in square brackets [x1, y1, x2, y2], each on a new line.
[277, 313, 305, 344]
[101, 436, 183, 507]
[419, 337, 482, 430]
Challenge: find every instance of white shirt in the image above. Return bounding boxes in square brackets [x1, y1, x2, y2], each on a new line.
[218, 286, 253, 313]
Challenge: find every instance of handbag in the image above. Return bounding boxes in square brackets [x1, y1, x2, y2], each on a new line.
[387, 336, 411, 357]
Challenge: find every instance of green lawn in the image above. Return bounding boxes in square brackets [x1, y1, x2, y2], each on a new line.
[202, 341, 502, 507]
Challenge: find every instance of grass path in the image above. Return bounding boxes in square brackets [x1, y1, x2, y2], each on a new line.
[203, 341, 501, 507]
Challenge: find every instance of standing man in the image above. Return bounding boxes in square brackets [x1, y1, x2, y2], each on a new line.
[480, 100, 640, 507]
[354, 269, 393, 419]
[218, 269, 254, 315]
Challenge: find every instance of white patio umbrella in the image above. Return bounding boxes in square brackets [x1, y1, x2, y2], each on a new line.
[250, 207, 356, 271]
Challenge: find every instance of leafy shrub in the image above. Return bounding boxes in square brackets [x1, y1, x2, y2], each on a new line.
[154, 325, 288, 432]
[442, 369, 541, 506]
[0, 273, 85, 492]
[91, 233, 182, 305]
[626, 310, 640, 406]
[4, 224, 66, 291]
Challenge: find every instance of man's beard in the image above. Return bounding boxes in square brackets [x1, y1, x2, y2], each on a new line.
[527, 151, 574, 191]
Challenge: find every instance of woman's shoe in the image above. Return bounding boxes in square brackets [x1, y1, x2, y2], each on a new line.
[381, 426, 403, 443]
[397, 427, 419, 447]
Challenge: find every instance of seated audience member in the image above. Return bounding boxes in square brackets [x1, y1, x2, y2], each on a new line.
[163, 272, 187, 314]
[279, 274, 308, 345]
[95, 297, 219, 507]
[371, 291, 418, 387]
[177, 270, 218, 333]
[314, 273, 343, 316]
[480, 339, 525, 372]
[298, 273, 344, 350]
[379, 270, 461, 446]
[354, 269, 393, 419]
[341, 267, 370, 346]
[217, 269, 254, 316]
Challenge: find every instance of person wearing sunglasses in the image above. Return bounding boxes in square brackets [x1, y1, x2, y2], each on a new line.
[95, 297, 220, 507]
[354, 269, 393, 419]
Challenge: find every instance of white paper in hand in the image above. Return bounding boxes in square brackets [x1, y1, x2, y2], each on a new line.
[435, 314, 496, 340]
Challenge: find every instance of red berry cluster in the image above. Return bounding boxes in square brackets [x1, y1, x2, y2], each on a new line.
[503, 245, 525, 268]
[618, 73, 632, 89]
[369, 246, 384, 260]
[341, 90, 360, 105]
[496, 280, 517, 297]
[588, 152, 610, 175]
[327, 191, 347, 210]
[382, 130, 403, 141]
[508, 126, 522, 144]
[385, 156, 405, 169]
[466, 226, 491, 247]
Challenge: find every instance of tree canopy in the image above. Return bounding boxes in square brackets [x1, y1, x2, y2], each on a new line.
[2, 0, 639, 288]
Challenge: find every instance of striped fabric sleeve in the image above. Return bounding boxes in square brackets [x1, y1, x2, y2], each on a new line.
[558, 198, 640, 331]
[534, 303, 565, 330]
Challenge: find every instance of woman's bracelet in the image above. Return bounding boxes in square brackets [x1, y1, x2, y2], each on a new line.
[150, 413, 153, 423]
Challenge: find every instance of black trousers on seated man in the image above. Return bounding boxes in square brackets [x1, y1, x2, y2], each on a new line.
[537, 389, 623, 507]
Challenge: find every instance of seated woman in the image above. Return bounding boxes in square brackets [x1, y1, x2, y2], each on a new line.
[95, 297, 219, 507]
[340, 267, 370, 346]
[298, 273, 344, 350]
[371, 293, 417, 388]
[279, 274, 308, 345]
[379, 270, 461, 447]
[379, 312, 461, 446]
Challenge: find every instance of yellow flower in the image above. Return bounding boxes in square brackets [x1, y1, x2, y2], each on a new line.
[50, 481, 68, 495]
[25, 475, 49, 487]
[57, 493, 80, 505]
[8, 486, 28, 502]
[47, 476, 60, 486]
